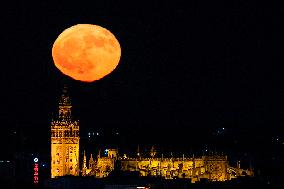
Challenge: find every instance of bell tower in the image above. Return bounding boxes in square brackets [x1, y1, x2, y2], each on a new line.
[51, 86, 80, 178]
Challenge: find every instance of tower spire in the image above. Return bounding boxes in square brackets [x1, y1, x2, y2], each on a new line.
[150, 145, 156, 158]
[89, 154, 94, 168]
[58, 85, 72, 121]
[97, 149, 101, 158]
[137, 145, 140, 157]
[82, 151, 87, 176]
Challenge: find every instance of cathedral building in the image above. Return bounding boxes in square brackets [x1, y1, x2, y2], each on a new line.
[50, 87, 253, 182]
[82, 148, 253, 183]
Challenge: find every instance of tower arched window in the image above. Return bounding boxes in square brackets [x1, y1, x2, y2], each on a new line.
[70, 128, 73, 137]
[59, 111, 63, 118]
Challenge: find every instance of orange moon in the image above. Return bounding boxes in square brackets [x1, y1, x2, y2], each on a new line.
[52, 24, 121, 82]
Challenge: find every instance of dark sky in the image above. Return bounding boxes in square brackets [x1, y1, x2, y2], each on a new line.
[0, 2, 282, 157]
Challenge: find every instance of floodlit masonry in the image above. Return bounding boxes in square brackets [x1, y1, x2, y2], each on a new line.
[51, 87, 253, 183]
[51, 86, 80, 178]
[82, 148, 253, 183]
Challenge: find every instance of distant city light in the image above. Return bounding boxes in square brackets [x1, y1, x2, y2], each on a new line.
[0, 160, 10, 163]
[34, 158, 39, 163]
[96, 132, 99, 136]
[137, 186, 150, 189]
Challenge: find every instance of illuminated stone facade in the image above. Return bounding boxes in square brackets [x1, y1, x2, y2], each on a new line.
[50, 87, 253, 182]
[83, 149, 253, 183]
[51, 86, 80, 178]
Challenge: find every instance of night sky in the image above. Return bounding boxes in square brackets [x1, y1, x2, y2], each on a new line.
[0, 1, 283, 166]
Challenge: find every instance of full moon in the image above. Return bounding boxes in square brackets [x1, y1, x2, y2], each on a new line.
[52, 24, 121, 82]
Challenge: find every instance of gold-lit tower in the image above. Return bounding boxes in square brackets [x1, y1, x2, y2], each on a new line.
[51, 86, 80, 178]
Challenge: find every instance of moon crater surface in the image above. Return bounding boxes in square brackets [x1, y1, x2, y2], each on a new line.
[52, 24, 121, 82]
